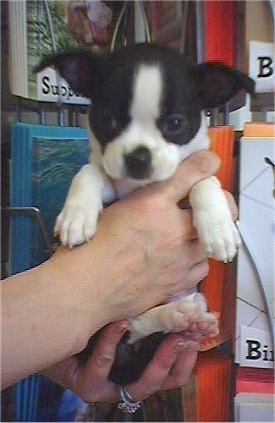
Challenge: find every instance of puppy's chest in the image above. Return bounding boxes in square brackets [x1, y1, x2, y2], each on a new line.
[103, 176, 149, 204]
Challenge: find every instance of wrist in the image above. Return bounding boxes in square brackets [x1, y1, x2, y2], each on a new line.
[48, 245, 114, 349]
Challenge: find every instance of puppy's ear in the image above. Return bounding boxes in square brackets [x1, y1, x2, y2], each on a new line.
[194, 62, 255, 109]
[34, 50, 104, 98]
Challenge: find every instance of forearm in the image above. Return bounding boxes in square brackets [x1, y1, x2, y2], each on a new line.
[1, 229, 149, 390]
[1, 257, 105, 389]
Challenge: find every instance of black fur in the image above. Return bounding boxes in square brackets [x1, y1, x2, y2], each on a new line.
[78, 329, 168, 385]
[35, 43, 254, 152]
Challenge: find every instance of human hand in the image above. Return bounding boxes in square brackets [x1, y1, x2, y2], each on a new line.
[42, 321, 198, 403]
[50, 150, 221, 330]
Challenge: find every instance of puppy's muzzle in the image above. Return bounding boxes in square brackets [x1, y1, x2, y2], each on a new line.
[124, 146, 152, 179]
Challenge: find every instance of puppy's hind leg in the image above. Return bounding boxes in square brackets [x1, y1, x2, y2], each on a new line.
[128, 296, 219, 345]
[128, 300, 201, 344]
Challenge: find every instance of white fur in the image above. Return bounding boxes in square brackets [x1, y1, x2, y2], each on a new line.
[129, 299, 200, 343]
[130, 66, 163, 122]
[54, 163, 106, 247]
[189, 177, 241, 262]
[128, 291, 210, 343]
[128, 297, 218, 344]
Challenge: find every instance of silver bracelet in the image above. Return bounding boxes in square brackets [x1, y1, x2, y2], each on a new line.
[117, 385, 142, 414]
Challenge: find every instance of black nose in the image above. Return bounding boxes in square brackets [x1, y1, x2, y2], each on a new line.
[124, 146, 152, 179]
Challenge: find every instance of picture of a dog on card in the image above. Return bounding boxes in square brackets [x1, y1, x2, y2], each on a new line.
[36, 43, 254, 384]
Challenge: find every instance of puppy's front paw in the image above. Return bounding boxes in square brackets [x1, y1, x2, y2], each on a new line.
[198, 217, 241, 263]
[54, 203, 101, 247]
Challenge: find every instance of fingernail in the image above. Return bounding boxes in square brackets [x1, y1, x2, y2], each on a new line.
[173, 339, 187, 353]
[118, 322, 129, 334]
[186, 341, 200, 350]
[198, 151, 220, 174]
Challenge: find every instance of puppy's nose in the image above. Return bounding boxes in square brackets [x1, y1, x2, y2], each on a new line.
[124, 146, 152, 179]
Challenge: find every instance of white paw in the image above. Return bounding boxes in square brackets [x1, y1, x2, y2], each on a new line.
[189, 176, 242, 263]
[128, 297, 219, 344]
[128, 300, 201, 344]
[198, 218, 241, 263]
[166, 300, 201, 332]
[181, 311, 219, 341]
[167, 300, 219, 341]
[149, 299, 218, 340]
[54, 203, 101, 247]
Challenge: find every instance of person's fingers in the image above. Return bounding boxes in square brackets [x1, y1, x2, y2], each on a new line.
[75, 321, 128, 403]
[163, 150, 221, 202]
[42, 356, 80, 390]
[184, 259, 209, 288]
[161, 341, 199, 390]
[224, 190, 239, 220]
[85, 321, 128, 380]
[127, 334, 189, 401]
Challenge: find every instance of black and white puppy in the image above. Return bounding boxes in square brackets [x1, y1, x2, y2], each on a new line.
[36, 43, 254, 384]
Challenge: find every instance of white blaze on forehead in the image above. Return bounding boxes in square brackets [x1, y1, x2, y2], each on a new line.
[130, 65, 163, 122]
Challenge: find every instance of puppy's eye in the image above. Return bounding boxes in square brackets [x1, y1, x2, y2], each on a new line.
[160, 115, 185, 136]
[159, 113, 201, 145]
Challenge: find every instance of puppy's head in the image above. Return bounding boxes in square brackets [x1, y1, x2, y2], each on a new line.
[36, 44, 254, 182]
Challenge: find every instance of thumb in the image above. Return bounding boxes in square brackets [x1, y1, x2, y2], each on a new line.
[163, 150, 220, 202]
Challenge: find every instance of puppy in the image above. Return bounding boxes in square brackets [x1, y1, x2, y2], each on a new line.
[36, 43, 254, 384]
